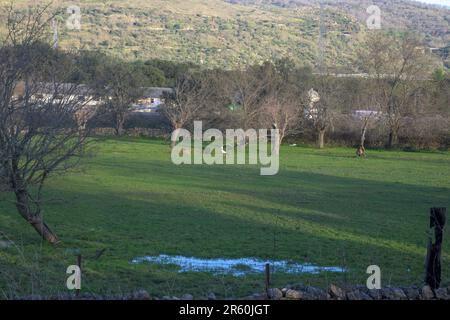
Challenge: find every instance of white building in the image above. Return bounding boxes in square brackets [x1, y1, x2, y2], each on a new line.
[132, 87, 173, 113]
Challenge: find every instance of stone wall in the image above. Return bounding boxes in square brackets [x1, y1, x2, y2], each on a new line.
[155, 284, 449, 300]
[15, 284, 450, 300]
[90, 127, 169, 138]
[256, 284, 450, 301]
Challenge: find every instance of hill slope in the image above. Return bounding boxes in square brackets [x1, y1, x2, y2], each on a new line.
[0, 0, 448, 70]
[226, 0, 449, 47]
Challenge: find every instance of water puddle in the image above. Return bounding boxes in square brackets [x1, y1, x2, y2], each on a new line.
[132, 255, 345, 276]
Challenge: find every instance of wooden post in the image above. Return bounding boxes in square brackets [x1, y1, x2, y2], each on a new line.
[425, 208, 446, 289]
[76, 254, 82, 298]
[265, 263, 271, 296]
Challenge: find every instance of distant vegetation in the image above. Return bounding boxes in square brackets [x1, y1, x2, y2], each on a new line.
[0, 0, 448, 70]
[70, 50, 199, 87]
[226, 0, 450, 46]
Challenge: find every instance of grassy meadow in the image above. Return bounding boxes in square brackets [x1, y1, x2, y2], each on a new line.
[1, 137, 450, 298]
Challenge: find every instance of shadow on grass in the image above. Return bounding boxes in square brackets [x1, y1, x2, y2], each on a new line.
[2, 139, 450, 296]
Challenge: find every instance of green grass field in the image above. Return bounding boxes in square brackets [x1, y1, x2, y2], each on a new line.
[1, 137, 450, 298]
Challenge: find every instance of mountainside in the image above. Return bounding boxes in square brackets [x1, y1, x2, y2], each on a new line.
[0, 0, 448, 70]
[226, 0, 449, 47]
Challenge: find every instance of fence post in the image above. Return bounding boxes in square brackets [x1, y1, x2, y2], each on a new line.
[265, 263, 271, 296]
[425, 208, 446, 289]
[76, 254, 82, 298]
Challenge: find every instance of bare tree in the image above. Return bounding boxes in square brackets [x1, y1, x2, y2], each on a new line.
[162, 72, 211, 147]
[74, 101, 98, 132]
[223, 63, 276, 130]
[0, 5, 92, 244]
[96, 62, 144, 136]
[356, 112, 376, 157]
[305, 77, 340, 149]
[261, 88, 301, 145]
[193, 69, 236, 131]
[360, 32, 438, 148]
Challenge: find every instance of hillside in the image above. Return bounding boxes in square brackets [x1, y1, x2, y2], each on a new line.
[0, 0, 448, 70]
[226, 1, 449, 46]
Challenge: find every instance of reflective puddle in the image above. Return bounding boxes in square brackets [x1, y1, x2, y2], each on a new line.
[132, 255, 345, 276]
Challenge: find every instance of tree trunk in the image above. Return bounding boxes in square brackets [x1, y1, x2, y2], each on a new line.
[318, 129, 325, 149]
[115, 120, 124, 136]
[357, 118, 369, 156]
[29, 215, 59, 244]
[387, 127, 398, 149]
[171, 128, 179, 149]
[115, 113, 125, 136]
[360, 123, 368, 148]
[15, 190, 59, 244]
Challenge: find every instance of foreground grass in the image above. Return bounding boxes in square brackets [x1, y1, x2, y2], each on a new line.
[1, 137, 450, 298]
